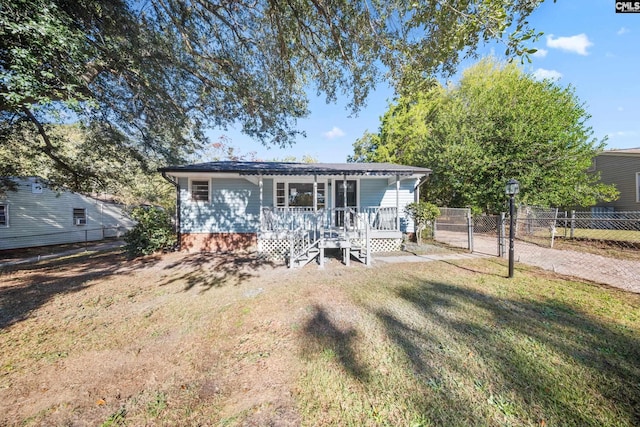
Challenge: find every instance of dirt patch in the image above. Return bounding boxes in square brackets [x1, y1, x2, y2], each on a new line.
[0, 249, 326, 426]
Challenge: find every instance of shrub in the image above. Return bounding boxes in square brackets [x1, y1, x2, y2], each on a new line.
[405, 201, 440, 242]
[124, 206, 176, 257]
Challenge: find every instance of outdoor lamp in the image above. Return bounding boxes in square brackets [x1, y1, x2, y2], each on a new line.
[505, 178, 519, 278]
[505, 178, 520, 197]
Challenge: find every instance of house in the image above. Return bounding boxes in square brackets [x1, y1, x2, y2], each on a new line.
[159, 161, 431, 267]
[0, 177, 135, 251]
[591, 148, 640, 212]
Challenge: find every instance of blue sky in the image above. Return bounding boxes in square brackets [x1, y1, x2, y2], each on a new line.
[211, 0, 640, 162]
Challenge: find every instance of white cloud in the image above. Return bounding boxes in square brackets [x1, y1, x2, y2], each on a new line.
[323, 126, 345, 139]
[546, 33, 593, 55]
[533, 68, 563, 81]
[531, 48, 548, 58]
[610, 130, 639, 138]
[617, 27, 630, 35]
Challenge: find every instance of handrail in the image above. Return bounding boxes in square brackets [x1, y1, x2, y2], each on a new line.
[262, 206, 399, 232]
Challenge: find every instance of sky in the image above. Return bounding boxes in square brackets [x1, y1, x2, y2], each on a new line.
[209, 0, 640, 163]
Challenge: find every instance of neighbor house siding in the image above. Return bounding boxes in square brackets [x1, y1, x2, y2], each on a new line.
[594, 155, 640, 211]
[0, 178, 134, 250]
[180, 177, 260, 233]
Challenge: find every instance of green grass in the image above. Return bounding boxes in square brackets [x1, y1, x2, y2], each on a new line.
[557, 227, 640, 243]
[295, 260, 640, 426]
[518, 226, 640, 260]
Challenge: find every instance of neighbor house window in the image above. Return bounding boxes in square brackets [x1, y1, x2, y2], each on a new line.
[191, 180, 210, 202]
[0, 204, 7, 227]
[275, 182, 325, 208]
[73, 208, 87, 226]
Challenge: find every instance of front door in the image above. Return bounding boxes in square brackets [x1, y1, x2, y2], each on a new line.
[335, 180, 357, 227]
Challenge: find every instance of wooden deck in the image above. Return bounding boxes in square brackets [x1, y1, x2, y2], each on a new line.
[258, 207, 402, 267]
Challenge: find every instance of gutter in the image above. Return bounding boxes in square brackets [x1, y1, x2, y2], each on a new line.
[161, 171, 181, 251]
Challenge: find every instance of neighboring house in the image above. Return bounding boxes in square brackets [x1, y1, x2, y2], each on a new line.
[0, 177, 135, 251]
[159, 161, 431, 267]
[591, 148, 640, 212]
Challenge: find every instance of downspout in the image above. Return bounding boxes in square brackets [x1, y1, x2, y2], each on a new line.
[161, 171, 181, 251]
[414, 173, 431, 202]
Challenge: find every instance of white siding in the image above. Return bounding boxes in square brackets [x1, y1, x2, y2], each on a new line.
[0, 178, 134, 250]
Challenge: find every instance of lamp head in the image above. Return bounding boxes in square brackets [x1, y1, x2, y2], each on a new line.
[505, 179, 520, 196]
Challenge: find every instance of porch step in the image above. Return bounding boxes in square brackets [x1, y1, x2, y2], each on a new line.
[321, 238, 351, 249]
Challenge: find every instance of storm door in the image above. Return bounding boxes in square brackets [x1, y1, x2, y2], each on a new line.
[335, 180, 357, 227]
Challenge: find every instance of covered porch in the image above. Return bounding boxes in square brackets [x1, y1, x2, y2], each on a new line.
[159, 161, 431, 266]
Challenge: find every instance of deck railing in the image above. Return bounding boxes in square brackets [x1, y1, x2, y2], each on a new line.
[261, 206, 398, 232]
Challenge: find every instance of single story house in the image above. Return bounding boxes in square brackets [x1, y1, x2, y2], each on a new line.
[0, 177, 135, 251]
[159, 161, 431, 267]
[590, 148, 640, 212]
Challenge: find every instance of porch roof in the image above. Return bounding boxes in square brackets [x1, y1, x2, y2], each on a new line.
[159, 161, 431, 177]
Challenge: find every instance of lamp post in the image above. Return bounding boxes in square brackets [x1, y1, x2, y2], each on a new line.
[505, 179, 520, 278]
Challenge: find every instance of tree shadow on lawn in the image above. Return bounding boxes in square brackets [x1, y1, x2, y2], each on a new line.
[0, 250, 155, 330]
[159, 252, 279, 293]
[301, 304, 370, 382]
[376, 274, 640, 425]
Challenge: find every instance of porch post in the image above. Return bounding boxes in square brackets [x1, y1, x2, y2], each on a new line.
[313, 174, 318, 212]
[259, 175, 263, 232]
[343, 174, 347, 232]
[396, 175, 400, 231]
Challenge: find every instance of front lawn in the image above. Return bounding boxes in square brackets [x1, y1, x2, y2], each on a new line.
[0, 251, 638, 426]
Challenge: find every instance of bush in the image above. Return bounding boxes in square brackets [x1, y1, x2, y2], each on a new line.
[405, 201, 440, 242]
[124, 206, 176, 257]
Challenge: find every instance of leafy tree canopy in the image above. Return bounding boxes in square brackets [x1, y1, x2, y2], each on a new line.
[350, 58, 618, 212]
[1, 0, 545, 192]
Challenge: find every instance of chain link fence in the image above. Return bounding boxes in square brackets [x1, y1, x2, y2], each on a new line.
[0, 226, 127, 253]
[433, 208, 473, 251]
[434, 206, 640, 292]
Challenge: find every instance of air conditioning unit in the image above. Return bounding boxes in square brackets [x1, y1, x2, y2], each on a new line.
[75, 217, 87, 226]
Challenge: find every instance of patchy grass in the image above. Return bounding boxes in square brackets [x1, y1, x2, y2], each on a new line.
[0, 250, 638, 426]
[296, 260, 640, 426]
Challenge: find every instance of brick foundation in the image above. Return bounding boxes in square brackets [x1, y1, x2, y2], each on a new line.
[180, 233, 258, 252]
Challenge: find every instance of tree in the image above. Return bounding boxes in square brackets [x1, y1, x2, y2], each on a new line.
[1, 0, 545, 192]
[0, 123, 175, 207]
[352, 58, 618, 212]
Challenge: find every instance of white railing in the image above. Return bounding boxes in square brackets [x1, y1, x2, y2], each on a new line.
[261, 206, 398, 232]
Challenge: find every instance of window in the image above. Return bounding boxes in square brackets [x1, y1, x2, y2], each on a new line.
[73, 208, 87, 226]
[191, 180, 210, 202]
[0, 204, 7, 227]
[276, 182, 325, 208]
[276, 182, 285, 206]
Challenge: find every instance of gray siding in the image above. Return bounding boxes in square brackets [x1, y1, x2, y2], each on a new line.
[262, 178, 274, 208]
[359, 177, 417, 232]
[180, 177, 260, 233]
[0, 178, 134, 250]
[594, 155, 640, 211]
